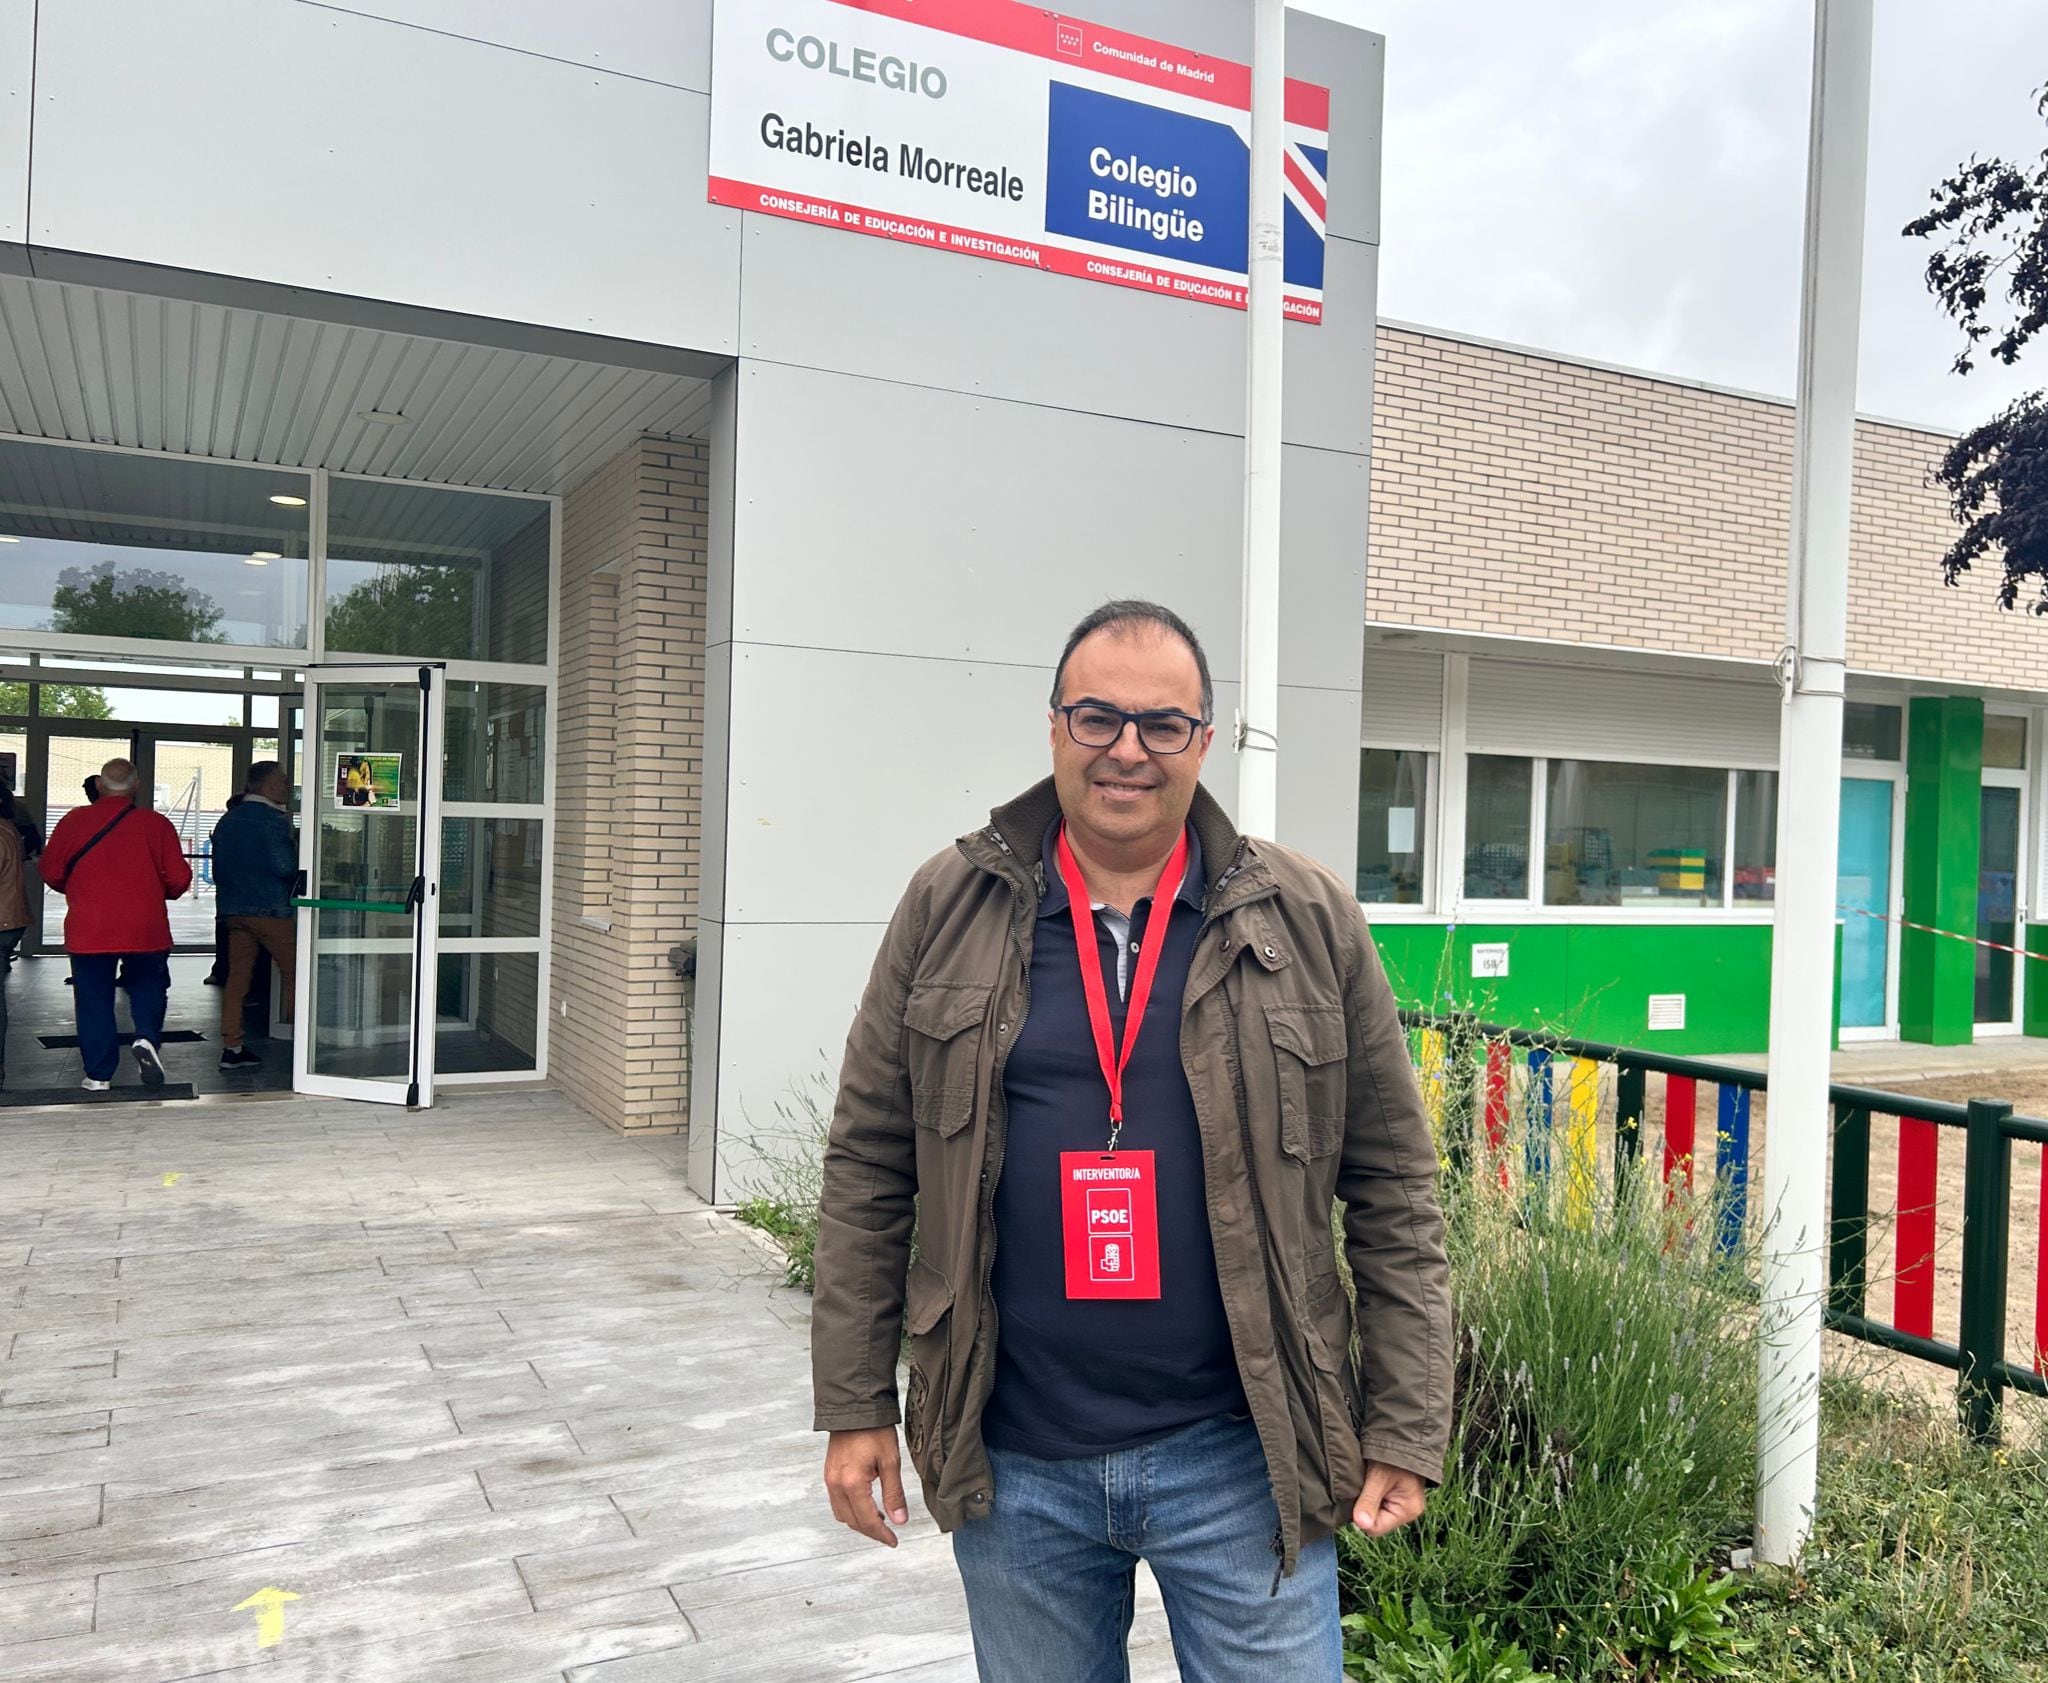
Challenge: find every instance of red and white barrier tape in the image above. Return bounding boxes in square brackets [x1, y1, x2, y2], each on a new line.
[1838, 904, 2043, 962]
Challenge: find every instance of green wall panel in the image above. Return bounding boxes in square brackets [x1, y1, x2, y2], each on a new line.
[1901, 696, 1982, 1045]
[1370, 919, 1839, 1055]
[2025, 925, 2048, 1040]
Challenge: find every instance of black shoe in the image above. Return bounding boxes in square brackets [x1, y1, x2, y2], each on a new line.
[202, 972, 226, 987]
[219, 1046, 262, 1070]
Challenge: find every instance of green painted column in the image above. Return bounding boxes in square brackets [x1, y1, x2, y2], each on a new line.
[1900, 696, 1982, 1044]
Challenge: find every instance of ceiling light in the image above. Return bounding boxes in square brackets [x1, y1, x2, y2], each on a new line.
[356, 410, 410, 428]
[269, 494, 308, 507]
[246, 552, 280, 566]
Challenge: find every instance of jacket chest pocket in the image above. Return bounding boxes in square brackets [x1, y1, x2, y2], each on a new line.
[1265, 1002, 1348, 1162]
[904, 981, 993, 1138]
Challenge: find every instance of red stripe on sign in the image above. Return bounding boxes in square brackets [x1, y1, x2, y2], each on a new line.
[1283, 151, 1326, 221]
[707, 176, 1323, 320]
[1894, 1117, 1939, 1340]
[828, 0, 1331, 127]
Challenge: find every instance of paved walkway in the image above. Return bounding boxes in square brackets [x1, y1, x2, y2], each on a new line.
[0, 1090, 1179, 1681]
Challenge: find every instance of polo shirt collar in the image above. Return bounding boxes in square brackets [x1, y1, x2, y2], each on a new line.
[1037, 819, 1206, 921]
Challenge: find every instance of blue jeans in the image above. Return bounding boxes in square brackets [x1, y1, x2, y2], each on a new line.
[70, 953, 169, 1081]
[952, 1413, 1341, 1683]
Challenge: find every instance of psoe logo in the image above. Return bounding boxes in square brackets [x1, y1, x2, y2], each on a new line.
[1055, 19, 1084, 59]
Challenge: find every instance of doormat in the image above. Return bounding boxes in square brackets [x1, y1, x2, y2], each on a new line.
[37, 1031, 208, 1050]
[0, 1085, 198, 1107]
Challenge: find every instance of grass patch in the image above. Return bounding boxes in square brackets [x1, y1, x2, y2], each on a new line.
[1733, 1376, 2048, 1681]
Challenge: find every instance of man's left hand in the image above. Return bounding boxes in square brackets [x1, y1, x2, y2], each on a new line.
[1352, 1460, 1427, 1537]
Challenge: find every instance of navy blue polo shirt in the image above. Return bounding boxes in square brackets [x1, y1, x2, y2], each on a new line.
[981, 821, 1246, 1460]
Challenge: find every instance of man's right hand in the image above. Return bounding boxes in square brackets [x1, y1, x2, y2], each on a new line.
[824, 1426, 910, 1548]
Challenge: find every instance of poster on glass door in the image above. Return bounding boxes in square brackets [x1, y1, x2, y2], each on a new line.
[332, 753, 402, 810]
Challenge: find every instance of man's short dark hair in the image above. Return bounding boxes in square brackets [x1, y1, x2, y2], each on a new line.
[245, 760, 284, 792]
[1050, 600, 1214, 722]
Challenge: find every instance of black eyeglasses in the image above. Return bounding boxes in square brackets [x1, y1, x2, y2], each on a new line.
[1057, 702, 1209, 756]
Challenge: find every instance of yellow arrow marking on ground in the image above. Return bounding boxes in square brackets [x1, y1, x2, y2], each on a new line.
[233, 1586, 300, 1648]
[160, 1173, 184, 1187]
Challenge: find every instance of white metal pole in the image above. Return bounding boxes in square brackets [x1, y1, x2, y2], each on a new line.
[1757, 0, 1873, 1568]
[1235, 0, 1286, 841]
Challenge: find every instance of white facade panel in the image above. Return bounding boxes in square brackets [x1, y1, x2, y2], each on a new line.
[313, 1, 709, 91]
[1466, 658, 1781, 767]
[1360, 647, 1445, 747]
[30, 0, 739, 350]
[706, 919, 890, 1202]
[726, 362, 1368, 695]
[718, 645, 1070, 926]
[1279, 683, 1368, 883]
[0, 0, 27, 245]
[734, 215, 1374, 448]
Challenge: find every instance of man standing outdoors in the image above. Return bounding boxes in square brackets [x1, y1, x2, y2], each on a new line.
[812, 602, 1451, 1678]
[40, 758, 193, 1091]
[209, 762, 297, 1070]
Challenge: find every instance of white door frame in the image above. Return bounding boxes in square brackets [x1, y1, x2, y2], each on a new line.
[292, 663, 446, 1106]
[1979, 757, 2028, 1037]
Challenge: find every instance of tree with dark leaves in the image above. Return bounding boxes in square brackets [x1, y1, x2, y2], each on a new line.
[1905, 84, 2048, 611]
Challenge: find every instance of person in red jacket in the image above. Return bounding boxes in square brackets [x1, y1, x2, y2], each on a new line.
[39, 758, 193, 1092]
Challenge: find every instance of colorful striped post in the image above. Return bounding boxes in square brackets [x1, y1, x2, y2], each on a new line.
[1418, 1027, 1447, 1127]
[2036, 1145, 2046, 1376]
[1663, 1074, 1698, 1200]
[1894, 1117, 1939, 1341]
[1524, 1047, 1554, 1185]
[1565, 1057, 1599, 1226]
[1715, 1085, 1750, 1255]
[1483, 1044, 1511, 1190]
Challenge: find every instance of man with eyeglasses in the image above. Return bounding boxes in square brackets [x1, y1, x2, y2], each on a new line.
[811, 600, 1450, 1680]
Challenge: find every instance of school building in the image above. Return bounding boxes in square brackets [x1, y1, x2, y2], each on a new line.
[1360, 322, 2037, 1056]
[0, 2, 2027, 1205]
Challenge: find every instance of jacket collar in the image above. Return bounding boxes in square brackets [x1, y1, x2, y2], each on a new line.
[1036, 818, 1206, 921]
[959, 776, 1276, 919]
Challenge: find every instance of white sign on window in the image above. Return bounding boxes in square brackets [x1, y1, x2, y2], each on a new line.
[1471, 942, 1509, 979]
[1387, 806, 1416, 854]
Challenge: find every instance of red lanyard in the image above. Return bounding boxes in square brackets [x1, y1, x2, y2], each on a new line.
[1054, 822, 1189, 1152]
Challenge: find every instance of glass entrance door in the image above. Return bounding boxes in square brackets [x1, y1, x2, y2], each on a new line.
[29, 723, 136, 953]
[135, 728, 244, 952]
[293, 665, 444, 1106]
[1976, 784, 2022, 1029]
[1837, 777, 1896, 1031]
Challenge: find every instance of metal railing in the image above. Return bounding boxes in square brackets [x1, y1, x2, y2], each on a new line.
[1402, 1011, 2048, 1444]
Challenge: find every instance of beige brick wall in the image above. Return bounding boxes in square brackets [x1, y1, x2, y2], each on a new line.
[1368, 325, 2048, 692]
[551, 436, 707, 1134]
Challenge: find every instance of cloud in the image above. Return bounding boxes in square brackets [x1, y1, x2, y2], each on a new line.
[1291, 0, 2048, 432]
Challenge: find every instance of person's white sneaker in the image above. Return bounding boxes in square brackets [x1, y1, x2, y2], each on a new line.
[132, 1039, 166, 1088]
[80, 1077, 111, 1092]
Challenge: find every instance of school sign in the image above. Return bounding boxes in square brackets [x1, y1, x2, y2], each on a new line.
[708, 0, 1332, 320]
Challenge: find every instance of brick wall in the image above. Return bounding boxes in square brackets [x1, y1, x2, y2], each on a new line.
[551, 436, 708, 1134]
[1368, 324, 2048, 691]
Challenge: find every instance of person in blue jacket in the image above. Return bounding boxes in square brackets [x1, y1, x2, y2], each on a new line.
[210, 763, 297, 1070]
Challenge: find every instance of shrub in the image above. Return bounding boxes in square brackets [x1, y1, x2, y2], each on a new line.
[1342, 1596, 1552, 1682]
[729, 1070, 833, 1291]
[1342, 1075, 1759, 1681]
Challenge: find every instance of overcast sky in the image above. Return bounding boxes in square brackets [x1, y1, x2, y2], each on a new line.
[1293, 0, 2048, 433]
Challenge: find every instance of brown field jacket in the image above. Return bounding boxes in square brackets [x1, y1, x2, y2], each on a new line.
[810, 777, 1451, 1574]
